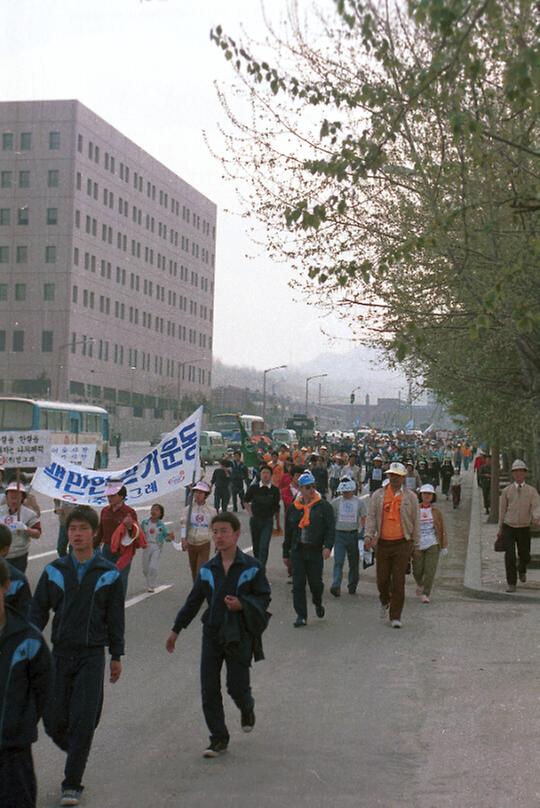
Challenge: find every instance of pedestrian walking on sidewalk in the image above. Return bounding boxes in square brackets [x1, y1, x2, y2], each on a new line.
[498, 460, 540, 593]
[330, 478, 367, 596]
[412, 485, 448, 603]
[364, 462, 420, 628]
[166, 512, 271, 758]
[478, 454, 492, 514]
[283, 471, 335, 627]
[450, 472, 463, 508]
[31, 506, 124, 807]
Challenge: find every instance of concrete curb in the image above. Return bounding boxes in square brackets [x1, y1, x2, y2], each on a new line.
[463, 476, 540, 603]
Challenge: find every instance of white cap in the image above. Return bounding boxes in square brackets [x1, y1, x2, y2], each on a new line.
[385, 462, 407, 476]
[419, 484, 436, 495]
[511, 459, 527, 471]
[6, 481, 26, 494]
[337, 478, 356, 493]
[105, 480, 124, 496]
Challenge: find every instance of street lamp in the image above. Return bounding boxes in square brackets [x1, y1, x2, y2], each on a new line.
[350, 385, 361, 428]
[55, 338, 94, 400]
[262, 365, 287, 425]
[305, 373, 327, 416]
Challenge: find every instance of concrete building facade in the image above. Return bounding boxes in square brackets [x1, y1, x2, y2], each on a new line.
[0, 100, 216, 432]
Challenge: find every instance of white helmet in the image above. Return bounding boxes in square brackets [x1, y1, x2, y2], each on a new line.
[385, 462, 407, 476]
[511, 459, 527, 471]
[337, 478, 356, 494]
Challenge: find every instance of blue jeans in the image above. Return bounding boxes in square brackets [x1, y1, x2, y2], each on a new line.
[332, 530, 360, 591]
[249, 515, 273, 571]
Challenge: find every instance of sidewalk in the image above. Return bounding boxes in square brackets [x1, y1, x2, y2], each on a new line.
[464, 473, 540, 602]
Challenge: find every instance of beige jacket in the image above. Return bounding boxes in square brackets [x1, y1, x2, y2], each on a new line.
[498, 482, 540, 529]
[365, 486, 421, 547]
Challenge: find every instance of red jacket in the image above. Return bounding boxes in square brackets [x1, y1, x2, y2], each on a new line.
[110, 522, 146, 571]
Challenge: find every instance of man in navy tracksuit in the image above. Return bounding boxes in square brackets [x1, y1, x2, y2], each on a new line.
[166, 511, 271, 758]
[0, 523, 32, 616]
[31, 505, 125, 807]
[0, 557, 51, 808]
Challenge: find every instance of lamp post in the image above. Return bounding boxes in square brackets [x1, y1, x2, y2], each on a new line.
[350, 385, 361, 429]
[55, 338, 94, 400]
[305, 373, 327, 417]
[262, 364, 287, 425]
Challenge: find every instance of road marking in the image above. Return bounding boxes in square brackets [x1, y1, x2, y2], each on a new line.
[29, 549, 57, 561]
[125, 584, 172, 608]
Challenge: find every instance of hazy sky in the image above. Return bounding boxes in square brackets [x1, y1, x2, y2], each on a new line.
[1, 0, 359, 371]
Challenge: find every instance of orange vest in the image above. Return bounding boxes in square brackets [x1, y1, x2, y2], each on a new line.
[380, 485, 404, 540]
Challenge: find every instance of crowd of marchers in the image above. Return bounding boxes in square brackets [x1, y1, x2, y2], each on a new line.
[1, 433, 539, 808]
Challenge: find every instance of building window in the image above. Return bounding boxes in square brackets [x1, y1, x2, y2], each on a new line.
[15, 283, 26, 301]
[18, 171, 30, 188]
[0, 284, 7, 300]
[20, 132, 32, 151]
[73, 247, 79, 265]
[1, 171, 11, 188]
[2, 133, 13, 151]
[12, 330, 24, 352]
[0, 246, 8, 263]
[43, 283, 55, 301]
[75, 210, 80, 228]
[41, 331, 53, 352]
[77, 134, 83, 153]
[46, 208, 58, 225]
[0, 331, 5, 351]
[16, 246, 27, 263]
[48, 169, 59, 188]
[0, 209, 10, 226]
[45, 245, 56, 263]
[49, 131, 60, 150]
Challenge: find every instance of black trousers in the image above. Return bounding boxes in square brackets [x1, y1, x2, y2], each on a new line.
[200, 627, 253, 744]
[8, 554, 28, 573]
[0, 747, 36, 808]
[291, 545, 324, 620]
[214, 487, 230, 513]
[44, 652, 105, 791]
[231, 481, 245, 510]
[503, 524, 531, 585]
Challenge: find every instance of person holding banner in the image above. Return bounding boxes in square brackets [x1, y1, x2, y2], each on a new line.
[181, 481, 216, 581]
[1, 482, 42, 573]
[96, 482, 140, 596]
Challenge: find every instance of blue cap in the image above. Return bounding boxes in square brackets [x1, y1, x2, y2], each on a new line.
[298, 470, 316, 486]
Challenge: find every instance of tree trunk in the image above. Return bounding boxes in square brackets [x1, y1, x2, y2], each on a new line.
[487, 443, 500, 524]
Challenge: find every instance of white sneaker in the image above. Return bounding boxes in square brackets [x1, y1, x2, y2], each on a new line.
[391, 619, 402, 629]
[379, 604, 389, 619]
[147, 587, 155, 593]
[421, 595, 430, 603]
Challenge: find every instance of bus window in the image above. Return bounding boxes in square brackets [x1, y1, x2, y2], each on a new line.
[70, 414, 81, 435]
[0, 400, 34, 430]
[83, 413, 99, 433]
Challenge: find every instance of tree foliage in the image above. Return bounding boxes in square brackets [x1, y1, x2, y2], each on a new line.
[210, 0, 540, 459]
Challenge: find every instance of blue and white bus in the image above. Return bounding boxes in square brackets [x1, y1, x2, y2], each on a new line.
[0, 398, 110, 469]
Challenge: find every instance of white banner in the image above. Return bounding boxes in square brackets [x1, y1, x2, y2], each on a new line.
[32, 407, 202, 506]
[51, 444, 97, 468]
[0, 431, 52, 468]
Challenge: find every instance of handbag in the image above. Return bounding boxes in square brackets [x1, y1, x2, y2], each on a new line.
[494, 533, 505, 552]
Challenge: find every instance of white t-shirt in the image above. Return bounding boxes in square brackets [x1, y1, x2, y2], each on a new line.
[2, 505, 41, 558]
[419, 506, 438, 550]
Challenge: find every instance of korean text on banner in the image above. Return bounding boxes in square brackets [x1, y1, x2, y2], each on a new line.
[31, 407, 202, 506]
[51, 444, 97, 468]
[0, 431, 52, 468]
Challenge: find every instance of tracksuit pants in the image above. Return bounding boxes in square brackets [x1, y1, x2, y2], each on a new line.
[200, 627, 253, 744]
[291, 545, 324, 620]
[0, 747, 36, 808]
[44, 652, 105, 792]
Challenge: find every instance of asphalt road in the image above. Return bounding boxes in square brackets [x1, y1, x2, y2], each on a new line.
[26, 453, 540, 808]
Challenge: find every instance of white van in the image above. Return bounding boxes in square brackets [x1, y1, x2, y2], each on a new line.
[271, 428, 298, 449]
[200, 431, 227, 463]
